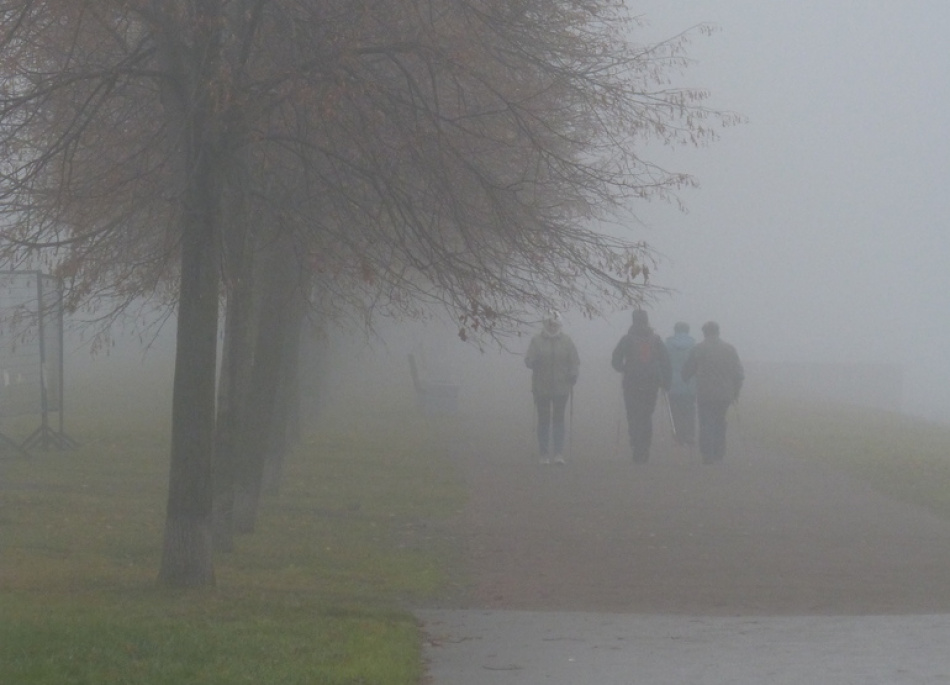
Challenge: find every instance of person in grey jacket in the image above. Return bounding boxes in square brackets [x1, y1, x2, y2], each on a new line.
[665, 322, 697, 446]
[682, 321, 744, 463]
[611, 309, 672, 463]
[525, 311, 579, 465]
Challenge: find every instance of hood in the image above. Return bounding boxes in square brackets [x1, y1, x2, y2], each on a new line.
[667, 332, 695, 350]
[627, 323, 653, 337]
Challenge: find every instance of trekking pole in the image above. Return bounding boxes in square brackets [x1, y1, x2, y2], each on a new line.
[664, 390, 677, 444]
[615, 399, 622, 452]
[568, 387, 574, 461]
[732, 399, 749, 458]
[690, 398, 698, 459]
[531, 399, 538, 465]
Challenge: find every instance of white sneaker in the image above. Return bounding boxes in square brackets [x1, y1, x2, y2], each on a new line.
[554, 454, 566, 465]
[539, 457, 551, 465]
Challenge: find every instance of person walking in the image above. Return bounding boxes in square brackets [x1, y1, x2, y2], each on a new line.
[525, 311, 579, 465]
[665, 321, 697, 446]
[682, 321, 744, 464]
[611, 309, 671, 463]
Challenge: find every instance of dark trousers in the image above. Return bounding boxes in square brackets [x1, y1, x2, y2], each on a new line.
[535, 394, 569, 457]
[697, 400, 731, 462]
[668, 393, 696, 444]
[622, 382, 659, 462]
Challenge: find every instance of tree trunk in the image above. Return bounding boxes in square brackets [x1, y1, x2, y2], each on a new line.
[158, 153, 220, 587]
[212, 280, 254, 552]
[212, 169, 256, 553]
[262, 293, 306, 495]
[213, 288, 257, 550]
[157, 0, 224, 586]
[211, 318, 237, 553]
[233, 235, 299, 532]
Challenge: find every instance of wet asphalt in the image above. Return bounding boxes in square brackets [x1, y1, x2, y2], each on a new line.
[418, 609, 950, 684]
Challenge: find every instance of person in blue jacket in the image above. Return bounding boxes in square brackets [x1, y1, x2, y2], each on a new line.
[665, 322, 697, 446]
[525, 311, 579, 465]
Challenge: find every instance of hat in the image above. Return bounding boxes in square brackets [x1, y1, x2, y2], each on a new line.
[631, 309, 649, 326]
[542, 310, 562, 334]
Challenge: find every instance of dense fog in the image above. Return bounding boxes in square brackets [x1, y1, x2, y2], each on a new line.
[618, 1, 950, 421]
[54, 2, 950, 428]
[385, 1, 950, 424]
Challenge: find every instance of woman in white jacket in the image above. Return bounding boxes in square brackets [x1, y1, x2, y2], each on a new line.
[525, 311, 579, 465]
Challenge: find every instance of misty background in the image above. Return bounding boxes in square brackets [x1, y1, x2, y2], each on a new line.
[62, 1, 950, 430]
[623, 0, 950, 422]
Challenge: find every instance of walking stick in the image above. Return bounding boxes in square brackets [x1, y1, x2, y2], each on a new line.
[665, 390, 678, 443]
[731, 399, 749, 458]
[568, 387, 574, 461]
[531, 397, 538, 464]
[615, 397, 622, 452]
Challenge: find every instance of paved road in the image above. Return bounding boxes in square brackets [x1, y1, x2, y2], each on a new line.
[416, 416, 950, 683]
[418, 609, 950, 684]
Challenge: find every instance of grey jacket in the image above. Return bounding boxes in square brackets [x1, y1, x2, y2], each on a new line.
[682, 337, 744, 403]
[525, 331, 579, 398]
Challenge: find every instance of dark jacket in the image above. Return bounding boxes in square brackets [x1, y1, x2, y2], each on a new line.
[682, 336, 744, 403]
[611, 324, 672, 391]
[525, 330, 580, 398]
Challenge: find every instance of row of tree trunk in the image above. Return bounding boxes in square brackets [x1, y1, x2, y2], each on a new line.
[213, 229, 308, 552]
[0, 3, 729, 588]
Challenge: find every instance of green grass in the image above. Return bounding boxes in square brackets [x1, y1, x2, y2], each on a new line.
[7, 370, 950, 683]
[0, 381, 465, 685]
[0, 597, 420, 684]
[742, 392, 950, 520]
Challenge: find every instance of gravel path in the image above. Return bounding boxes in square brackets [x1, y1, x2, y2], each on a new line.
[451, 428, 950, 615]
[418, 415, 950, 683]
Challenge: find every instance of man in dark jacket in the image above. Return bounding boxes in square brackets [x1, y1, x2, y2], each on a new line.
[611, 309, 672, 463]
[682, 321, 744, 464]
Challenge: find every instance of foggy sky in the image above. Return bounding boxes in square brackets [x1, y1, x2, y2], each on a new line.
[613, 1, 950, 420]
[65, 3, 950, 425]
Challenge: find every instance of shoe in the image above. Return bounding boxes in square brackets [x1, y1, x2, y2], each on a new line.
[554, 454, 566, 465]
[539, 457, 551, 465]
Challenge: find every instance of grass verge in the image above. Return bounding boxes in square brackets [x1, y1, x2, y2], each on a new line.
[742, 392, 950, 520]
[0, 386, 465, 685]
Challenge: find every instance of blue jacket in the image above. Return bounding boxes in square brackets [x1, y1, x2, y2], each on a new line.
[665, 332, 696, 397]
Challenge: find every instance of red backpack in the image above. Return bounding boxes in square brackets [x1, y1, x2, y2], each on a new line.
[624, 334, 658, 381]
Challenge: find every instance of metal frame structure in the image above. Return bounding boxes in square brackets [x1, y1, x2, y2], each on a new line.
[0, 270, 77, 455]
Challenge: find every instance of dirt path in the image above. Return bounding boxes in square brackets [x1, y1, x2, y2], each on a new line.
[447, 418, 950, 616]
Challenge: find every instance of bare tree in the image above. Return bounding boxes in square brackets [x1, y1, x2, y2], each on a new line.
[0, 1, 738, 586]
